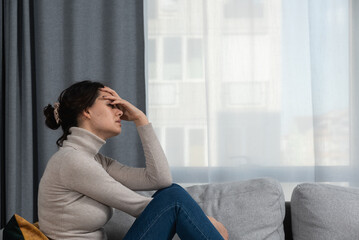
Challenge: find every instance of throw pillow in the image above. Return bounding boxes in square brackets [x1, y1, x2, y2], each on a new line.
[291, 183, 359, 240]
[181, 178, 286, 240]
[3, 214, 48, 240]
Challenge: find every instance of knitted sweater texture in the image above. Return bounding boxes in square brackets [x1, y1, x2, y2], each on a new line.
[38, 123, 172, 239]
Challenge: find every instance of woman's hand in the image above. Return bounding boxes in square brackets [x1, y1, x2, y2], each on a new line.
[100, 86, 149, 126]
[207, 216, 229, 240]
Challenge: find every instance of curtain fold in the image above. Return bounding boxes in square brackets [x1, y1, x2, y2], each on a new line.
[1, 0, 5, 228]
[1, 0, 37, 227]
[1, 0, 145, 227]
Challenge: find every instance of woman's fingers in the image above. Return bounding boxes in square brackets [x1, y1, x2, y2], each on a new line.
[99, 87, 147, 123]
[102, 95, 122, 101]
[99, 87, 113, 94]
[103, 95, 145, 121]
[103, 95, 128, 108]
[100, 87, 121, 98]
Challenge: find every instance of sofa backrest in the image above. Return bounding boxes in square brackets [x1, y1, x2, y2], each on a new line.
[105, 178, 286, 240]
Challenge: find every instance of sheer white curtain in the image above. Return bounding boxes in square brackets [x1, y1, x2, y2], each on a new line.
[144, 0, 356, 199]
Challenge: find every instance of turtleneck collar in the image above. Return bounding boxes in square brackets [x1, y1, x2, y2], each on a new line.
[62, 127, 106, 156]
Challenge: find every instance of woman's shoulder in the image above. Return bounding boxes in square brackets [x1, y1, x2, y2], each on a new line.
[41, 148, 85, 184]
[56, 146, 83, 159]
[52, 146, 95, 168]
[56, 148, 105, 181]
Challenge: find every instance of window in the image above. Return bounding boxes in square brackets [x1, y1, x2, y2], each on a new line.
[187, 38, 203, 79]
[145, 0, 353, 199]
[163, 38, 182, 80]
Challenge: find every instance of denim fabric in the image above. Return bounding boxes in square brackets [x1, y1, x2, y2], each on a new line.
[123, 184, 224, 240]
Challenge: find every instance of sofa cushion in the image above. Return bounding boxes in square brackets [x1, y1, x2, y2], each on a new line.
[2, 214, 48, 240]
[105, 178, 285, 240]
[291, 183, 359, 240]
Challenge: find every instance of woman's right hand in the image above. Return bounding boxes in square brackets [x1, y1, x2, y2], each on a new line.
[100, 87, 149, 126]
[207, 216, 229, 240]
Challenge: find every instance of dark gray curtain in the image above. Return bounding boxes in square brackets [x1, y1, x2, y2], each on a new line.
[1, 0, 38, 228]
[1, 0, 145, 227]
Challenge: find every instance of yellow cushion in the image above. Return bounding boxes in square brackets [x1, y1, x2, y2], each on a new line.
[3, 214, 48, 240]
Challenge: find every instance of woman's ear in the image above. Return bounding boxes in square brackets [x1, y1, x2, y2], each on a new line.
[77, 109, 91, 126]
[77, 109, 90, 128]
[82, 109, 91, 120]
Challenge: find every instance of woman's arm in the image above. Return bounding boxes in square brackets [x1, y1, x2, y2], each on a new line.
[98, 87, 172, 190]
[60, 151, 152, 217]
[97, 123, 172, 191]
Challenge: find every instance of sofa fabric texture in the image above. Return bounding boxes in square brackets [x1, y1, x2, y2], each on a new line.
[291, 183, 359, 240]
[105, 178, 286, 240]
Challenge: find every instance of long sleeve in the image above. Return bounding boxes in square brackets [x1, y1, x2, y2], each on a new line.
[97, 123, 172, 191]
[60, 150, 151, 217]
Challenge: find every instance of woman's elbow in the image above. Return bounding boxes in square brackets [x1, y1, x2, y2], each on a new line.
[155, 175, 173, 189]
[163, 176, 173, 188]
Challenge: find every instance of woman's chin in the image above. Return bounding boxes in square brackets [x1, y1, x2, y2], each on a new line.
[106, 129, 121, 139]
[115, 128, 122, 135]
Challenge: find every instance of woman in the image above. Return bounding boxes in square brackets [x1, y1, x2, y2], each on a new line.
[38, 80, 228, 240]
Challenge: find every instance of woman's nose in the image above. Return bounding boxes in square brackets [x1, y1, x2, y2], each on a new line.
[116, 107, 123, 117]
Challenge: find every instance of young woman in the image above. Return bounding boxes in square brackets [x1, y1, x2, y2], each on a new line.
[38, 81, 228, 240]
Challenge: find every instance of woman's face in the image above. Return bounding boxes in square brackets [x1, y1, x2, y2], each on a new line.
[82, 91, 123, 140]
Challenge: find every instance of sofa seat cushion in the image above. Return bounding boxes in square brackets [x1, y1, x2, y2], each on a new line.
[105, 178, 285, 240]
[291, 183, 359, 240]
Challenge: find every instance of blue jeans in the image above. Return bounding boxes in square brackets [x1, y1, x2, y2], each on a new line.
[123, 184, 225, 240]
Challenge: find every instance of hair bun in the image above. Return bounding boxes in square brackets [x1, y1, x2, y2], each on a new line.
[43, 104, 60, 130]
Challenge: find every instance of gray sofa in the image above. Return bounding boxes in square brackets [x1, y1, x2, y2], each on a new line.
[104, 178, 359, 240]
[2, 178, 359, 239]
[105, 178, 286, 240]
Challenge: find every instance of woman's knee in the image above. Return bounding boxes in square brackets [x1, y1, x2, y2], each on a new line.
[169, 183, 183, 189]
[164, 183, 187, 195]
[153, 183, 190, 201]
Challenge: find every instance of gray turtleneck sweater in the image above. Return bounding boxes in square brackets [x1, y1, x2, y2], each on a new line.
[38, 123, 172, 240]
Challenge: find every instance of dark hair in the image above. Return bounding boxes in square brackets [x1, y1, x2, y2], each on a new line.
[43, 80, 105, 147]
